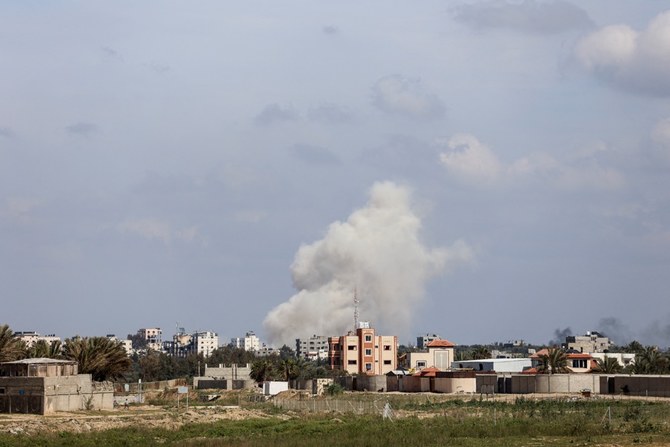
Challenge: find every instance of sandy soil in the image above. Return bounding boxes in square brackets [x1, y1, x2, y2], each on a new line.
[0, 405, 272, 436]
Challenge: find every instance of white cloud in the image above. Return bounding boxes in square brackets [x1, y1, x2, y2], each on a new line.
[371, 75, 445, 120]
[438, 134, 624, 190]
[263, 181, 473, 346]
[118, 218, 198, 244]
[575, 11, 670, 96]
[438, 134, 503, 184]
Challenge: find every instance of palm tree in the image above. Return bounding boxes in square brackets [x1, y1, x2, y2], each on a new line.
[472, 346, 491, 360]
[63, 336, 131, 381]
[27, 339, 62, 359]
[593, 357, 622, 374]
[280, 358, 300, 381]
[538, 348, 570, 374]
[633, 346, 669, 375]
[0, 324, 26, 362]
[250, 359, 275, 383]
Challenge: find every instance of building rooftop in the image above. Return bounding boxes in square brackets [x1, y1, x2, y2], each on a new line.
[0, 358, 76, 365]
[427, 339, 456, 348]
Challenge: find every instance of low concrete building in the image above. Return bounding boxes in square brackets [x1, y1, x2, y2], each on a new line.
[0, 358, 113, 414]
[193, 363, 255, 390]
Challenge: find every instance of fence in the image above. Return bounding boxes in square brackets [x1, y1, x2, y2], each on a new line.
[273, 398, 388, 414]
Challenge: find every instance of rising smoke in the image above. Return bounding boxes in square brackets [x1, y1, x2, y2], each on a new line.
[263, 181, 474, 346]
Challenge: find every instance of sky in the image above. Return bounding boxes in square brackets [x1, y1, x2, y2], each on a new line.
[2, 1, 670, 349]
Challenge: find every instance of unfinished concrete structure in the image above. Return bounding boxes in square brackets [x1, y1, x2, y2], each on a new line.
[0, 358, 113, 414]
[193, 363, 255, 390]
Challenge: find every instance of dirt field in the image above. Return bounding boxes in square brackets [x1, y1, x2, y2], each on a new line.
[0, 405, 273, 436]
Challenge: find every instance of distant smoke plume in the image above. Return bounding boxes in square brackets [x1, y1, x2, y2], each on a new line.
[549, 327, 572, 346]
[640, 318, 670, 348]
[263, 181, 473, 346]
[597, 317, 633, 345]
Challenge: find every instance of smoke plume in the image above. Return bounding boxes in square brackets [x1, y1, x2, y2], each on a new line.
[549, 327, 572, 346]
[597, 317, 634, 345]
[263, 181, 473, 346]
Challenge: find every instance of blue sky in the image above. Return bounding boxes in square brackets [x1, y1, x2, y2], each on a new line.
[2, 1, 670, 348]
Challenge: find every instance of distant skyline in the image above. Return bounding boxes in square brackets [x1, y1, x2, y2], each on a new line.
[2, 2, 669, 348]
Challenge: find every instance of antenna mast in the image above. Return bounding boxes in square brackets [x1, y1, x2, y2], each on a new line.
[353, 288, 360, 331]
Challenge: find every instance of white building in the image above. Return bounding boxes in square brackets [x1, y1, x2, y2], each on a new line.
[452, 358, 532, 373]
[231, 331, 261, 352]
[106, 335, 133, 354]
[13, 331, 61, 349]
[193, 331, 219, 357]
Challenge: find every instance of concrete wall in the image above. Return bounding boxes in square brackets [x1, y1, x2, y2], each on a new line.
[603, 375, 670, 397]
[355, 375, 386, 392]
[432, 377, 476, 393]
[204, 364, 252, 380]
[509, 374, 600, 394]
[399, 376, 430, 392]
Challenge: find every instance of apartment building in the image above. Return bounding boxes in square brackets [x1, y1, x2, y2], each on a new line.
[328, 323, 397, 375]
[137, 328, 162, 351]
[296, 335, 329, 361]
[231, 331, 261, 352]
[13, 331, 61, 348]
[565, 331, 613, 353]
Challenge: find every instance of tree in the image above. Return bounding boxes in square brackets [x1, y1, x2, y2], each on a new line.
[27, 339, 62, 359]
[280, 358, 300, 381]
[250, 358, 276, 383]
[593, 357, 623, 374]
[279, 345, 296, 360]
[0, 324, 26, 362]
[63, 336, 131, 381]
[633, 346, 669, 375]
[538, 348, 570, 374]
[472, 346, 491, 360]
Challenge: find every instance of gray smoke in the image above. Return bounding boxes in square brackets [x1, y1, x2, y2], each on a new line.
[640, 318, 670, 349]
[263, 181, 474, 346]
[597, 317, 634, 345]
[549, 327, 572, 346]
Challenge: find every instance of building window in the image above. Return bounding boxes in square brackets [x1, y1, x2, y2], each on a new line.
[0, 388, 4, 394]
[347, 360, 357, 365]
[417, 361, 427, 368]
[365, 363, 372, 371]
[348, 345, 356, 350]
[383, 345, 391, 351]
[365, 349, 372, 356]
[383, 360, 392, 365]
[365, 335, 372, 342]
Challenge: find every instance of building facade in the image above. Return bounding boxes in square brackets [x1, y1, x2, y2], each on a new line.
[296, 335, 329, 361]
[564, 331, 612, 353]
[13, 331, 61, 349]
[328, 324, 397, 375]
[137, 327, 162, 351]
[408, 339, 456, 371]
[416, 333, 441, 349]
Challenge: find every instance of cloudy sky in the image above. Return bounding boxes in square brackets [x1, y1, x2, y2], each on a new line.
[2, 1, 670, 348]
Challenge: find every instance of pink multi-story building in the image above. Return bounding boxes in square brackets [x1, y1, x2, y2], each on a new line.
[328, 323, 397, 375]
